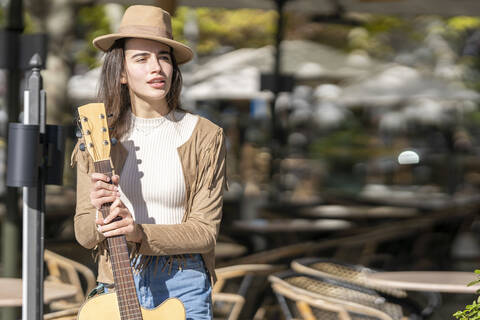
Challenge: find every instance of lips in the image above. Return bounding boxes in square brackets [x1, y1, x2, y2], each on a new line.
[147, 77, 166, 89]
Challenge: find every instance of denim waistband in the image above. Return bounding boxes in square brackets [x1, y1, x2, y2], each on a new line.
[132, 253, 204, 276]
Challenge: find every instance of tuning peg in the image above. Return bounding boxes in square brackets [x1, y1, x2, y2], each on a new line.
[75, 129, 82, 138]
[107, 113, 114, 118]
[79, 143, 86, 151]
[111, 137, 118, 146]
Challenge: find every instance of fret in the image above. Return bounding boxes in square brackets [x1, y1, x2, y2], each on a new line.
[119, 302, 143, 308]
[111, 264, 133, 272]
[108, 243, 132, 249]
[119, 311, 142, 320]
[110, 254, 131, 261]
[111, 259, 131, 266]
[111, 262, 133, 271]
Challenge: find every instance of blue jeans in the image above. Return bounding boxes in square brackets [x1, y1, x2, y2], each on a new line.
[105, 254, 212, 320]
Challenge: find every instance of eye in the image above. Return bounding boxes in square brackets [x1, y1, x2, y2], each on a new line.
[159, 55, 171, 61]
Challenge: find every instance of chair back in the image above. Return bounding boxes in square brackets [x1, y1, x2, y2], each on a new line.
[213, 264, 285, 320]
[269, 271, 402, 320]
[271, 281, 351, 320]
[292, 258, 407, 298]
[44, 250, 96, 309]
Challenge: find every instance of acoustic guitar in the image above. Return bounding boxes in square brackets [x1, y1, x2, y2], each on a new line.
[76, 103, 186, 320]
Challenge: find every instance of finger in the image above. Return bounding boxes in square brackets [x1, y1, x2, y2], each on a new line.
[109, 197, 123, 212]
[111, 175, 120, 185]
[90, 195, 117, 209]
[104, 206, 127, 225]
[100, 215, 132, 233]
[92, 188, 120, 199]
[94, 180, 118, 192]
[105, 201, 125, 224]
[95, 217, 105, 226]
[102, 225, 135, 238]
[90, 173, 111, 183]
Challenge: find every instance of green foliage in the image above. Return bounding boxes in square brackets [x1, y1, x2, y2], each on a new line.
[447, 16, 480, 32]
[309, 123, 376, 166]
[23, 12, 35, 34]
[364, 15, 406, 34]
[76, 5, 111, 68]
[0, 8, 35, 33]
[464, 111, 480, 128]
[172, 7, 276, 55]
[453, 270, 480, 319]
[348, 15, 414, 58]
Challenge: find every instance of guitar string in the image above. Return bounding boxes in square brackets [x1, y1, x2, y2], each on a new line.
[110, 236, 142, 318]
[89, 117, 142, 319]
[98, 161, 142, 318]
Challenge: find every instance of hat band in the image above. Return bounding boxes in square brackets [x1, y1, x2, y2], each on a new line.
[117, 25, 173, 40]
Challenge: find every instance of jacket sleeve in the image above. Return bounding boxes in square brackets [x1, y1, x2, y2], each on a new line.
[136, 128, 227, 256]
[72, 140, 106, 249]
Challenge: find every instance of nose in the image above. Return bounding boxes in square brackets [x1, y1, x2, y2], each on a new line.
[148, 56, 162, 73]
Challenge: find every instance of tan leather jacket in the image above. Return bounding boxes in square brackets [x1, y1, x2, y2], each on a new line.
[71, 115, 227, 285]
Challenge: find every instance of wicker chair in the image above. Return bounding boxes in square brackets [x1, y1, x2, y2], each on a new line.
[291, 258, 407, 298]
[291, 258, 439, 317]
[44, 249, 96, 311]
[269, 271, 409, 320]
[271, 281, 351, 320]
[44, 308, 78, 320]
[213, 264, 285, 320]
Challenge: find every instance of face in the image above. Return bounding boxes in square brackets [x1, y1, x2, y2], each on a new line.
[122, 38, 173, 110]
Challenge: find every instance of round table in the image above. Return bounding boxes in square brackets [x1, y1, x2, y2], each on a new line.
[216, 242, 248, 259]
[366, 271, 480, 294]
[0, 278, 78, 307]
[232, 218, 353, 234]
[298, 205, 418, 219]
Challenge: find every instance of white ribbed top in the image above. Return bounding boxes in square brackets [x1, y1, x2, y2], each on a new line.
[118, 110, 199, 225]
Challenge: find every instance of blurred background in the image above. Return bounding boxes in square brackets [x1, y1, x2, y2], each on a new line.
[3, 0, 480, 319]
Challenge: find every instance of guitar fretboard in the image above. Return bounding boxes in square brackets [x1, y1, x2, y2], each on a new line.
[94, 160, 143, 320]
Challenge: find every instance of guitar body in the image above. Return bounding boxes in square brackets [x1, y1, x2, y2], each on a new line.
[77, 292, 186, 320]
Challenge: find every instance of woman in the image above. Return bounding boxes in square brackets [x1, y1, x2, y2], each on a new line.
[72, 5, 227, 319]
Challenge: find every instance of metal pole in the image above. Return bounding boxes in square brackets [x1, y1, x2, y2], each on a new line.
[2, 0, 23, 319]
[268, 0, 286, 199]
[22, 54, 45, 320]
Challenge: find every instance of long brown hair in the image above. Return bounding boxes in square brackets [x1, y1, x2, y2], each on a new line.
[98, 38, 184, 140]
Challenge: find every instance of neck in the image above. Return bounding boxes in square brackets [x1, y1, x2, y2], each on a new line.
[130, 96, 170, 118]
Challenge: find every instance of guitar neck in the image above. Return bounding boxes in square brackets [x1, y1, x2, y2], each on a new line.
[94, 159, 143, 320]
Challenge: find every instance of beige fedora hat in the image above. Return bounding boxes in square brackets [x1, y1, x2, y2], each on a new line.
[93, 5, 193, 64]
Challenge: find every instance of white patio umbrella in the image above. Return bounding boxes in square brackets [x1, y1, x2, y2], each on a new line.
[188, 40, 381, 85]
[336, 64, 480, 108]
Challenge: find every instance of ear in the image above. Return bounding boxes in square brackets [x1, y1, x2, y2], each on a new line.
[120, 72, 127, 84]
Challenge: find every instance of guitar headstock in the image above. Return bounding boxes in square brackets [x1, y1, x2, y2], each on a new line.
[77, 103, 112, 162]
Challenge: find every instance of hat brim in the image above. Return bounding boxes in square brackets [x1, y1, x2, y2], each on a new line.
[93, 33, 194, 65]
